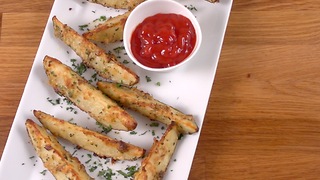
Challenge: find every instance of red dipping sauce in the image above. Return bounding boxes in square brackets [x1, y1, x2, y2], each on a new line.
[130, 13, 196, 68]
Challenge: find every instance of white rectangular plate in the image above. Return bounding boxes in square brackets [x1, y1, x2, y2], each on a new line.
[0, 0, 232, 179]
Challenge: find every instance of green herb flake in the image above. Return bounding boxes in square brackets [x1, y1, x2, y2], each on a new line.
[117, 165, 138, 178]
[185, 4, 198, 11]
[40, 170, 47, 175]
[96, 122, 113, 134]
[85, 159, 92, 164]
[139, 130, 148, 136]
[47, 97, 61, 105]
[79, 24, 89, 31]
[156, 82, 161, 86]
[130, 131, 137, 135]
[113, 46, 125, 54]
[145, 76, 152, 82]
[150, 122, 159, 127]
[89, 166, 98, 172]
[70, 59, 87, 75]
[98, 168, 115, 180]
[122, 59, 129, 64]
[99, 15, 107, 21]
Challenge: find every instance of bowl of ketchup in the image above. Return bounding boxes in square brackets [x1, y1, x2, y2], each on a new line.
[123, 0, 202, 72]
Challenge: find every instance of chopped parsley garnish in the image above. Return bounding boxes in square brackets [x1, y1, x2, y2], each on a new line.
[122, 59, 130, 64]
[145, 76, 152, 82]
[66, 106, 77, 114]
[63, 97, 73, 105]
[139, 131, 148, 136]
[156, 82, 161, 86]
[85, 159, 92, 164]
[71, 149, 78, 156]
[70, 59, 87, 75]
[40, 170, 47, 175]
[96, 122, 112, 134]
[185, 4, 198, 11]
[93, 15, 107, 22]
[113, 46, 125, 54]
[79, 24, 89, 31]
[89, 166, 98, 172]
[117, 166, 138, 178]
[130, 131, 137, 135]
[150, 122, 159, 127]
[47, 97, 61, 105]
[98, 168, 115, 180]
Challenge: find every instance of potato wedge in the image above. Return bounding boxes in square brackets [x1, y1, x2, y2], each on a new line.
[134, 122, 180, 180]
[206, 0, 219, 3]
[34, 110, 145, 160]
[88, 0, 145, 9]
[25, 119, 92, 180]
[83, 11, 130, 44]
[52, 16, 139, 86]
[43, 56, 137, 131]
[97, 81, 199, 134]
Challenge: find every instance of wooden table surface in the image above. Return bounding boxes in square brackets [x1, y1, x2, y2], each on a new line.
[1, 0, 320, 179]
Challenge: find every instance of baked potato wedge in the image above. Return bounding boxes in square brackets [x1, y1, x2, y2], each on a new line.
[43, 56, 137, 131]
[83, 11, 130, 44]
[206, 0, 219, 3]
[134, 122, 180, 180]
[88, 0, 145, 9]
[52, 16, 139, 86]
[34, 110, 145, 160]
[25, 119, 93, 180]
[97, 81, 199, 134]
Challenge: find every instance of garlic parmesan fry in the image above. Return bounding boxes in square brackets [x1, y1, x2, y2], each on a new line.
[206, 0, 219, 3]
[97, 81, 199, 134]
[83, 11, 130, 44]
[88, 0, 145, 9]
[25, 119, 92, 180]
[43, 56, 137, 131]
[34, 110, 145, 160]
[52, 16, 139, 86]
[134, 122, 180, 180]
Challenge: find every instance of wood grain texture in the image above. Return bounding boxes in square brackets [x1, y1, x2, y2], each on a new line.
[1, 0, 320, 179]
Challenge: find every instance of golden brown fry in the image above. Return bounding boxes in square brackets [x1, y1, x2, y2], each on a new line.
[206, 0, 219, 3]
[88, 0, 145, 9]
[134, 122, 180, 180]
[97, 81, 199, 134]
[83, 11, 130, 44]
[43, 56, 137, 131]
[52, 16, 139, 86]
[34, 110, 145, 160]
[25, 119, 93, 180]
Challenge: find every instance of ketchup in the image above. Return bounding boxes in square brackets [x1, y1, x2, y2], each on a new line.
[131, 13, 196, 68]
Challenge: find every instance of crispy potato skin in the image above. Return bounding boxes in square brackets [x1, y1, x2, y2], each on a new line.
[97, 81, 199, 134]
[88, 0, 145, 9]
[207, 0, 219, 3]
[52, 16, 139, 86]
[134, 122, 180, 180]
[43, 56, 137, 131]
[34, 110, 145, 160]
[83, 11, 130, 44]
[25, 119, 93, 180]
